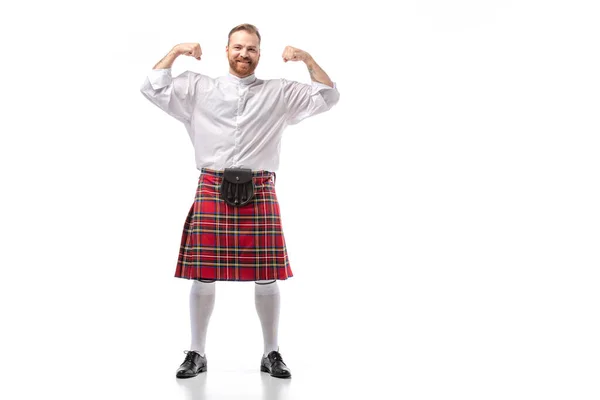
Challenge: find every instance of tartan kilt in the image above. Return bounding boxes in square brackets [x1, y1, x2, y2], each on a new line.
[175, 168, 293, 281]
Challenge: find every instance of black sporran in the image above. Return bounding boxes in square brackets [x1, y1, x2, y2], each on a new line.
[220, 168, 255, 207]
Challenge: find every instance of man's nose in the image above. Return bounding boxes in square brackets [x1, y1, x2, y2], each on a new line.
[240, 49, 248, 57]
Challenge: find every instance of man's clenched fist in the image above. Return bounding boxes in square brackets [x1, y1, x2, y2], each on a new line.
[175, 43, 202, 60]
[282, 46, 311, 63]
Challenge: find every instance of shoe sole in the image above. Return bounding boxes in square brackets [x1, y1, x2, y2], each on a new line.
[176, 367, 207, 379]
[261, 366, 291, 379]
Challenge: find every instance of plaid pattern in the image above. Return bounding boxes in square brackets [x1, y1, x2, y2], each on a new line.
[175, 168, 293, 281]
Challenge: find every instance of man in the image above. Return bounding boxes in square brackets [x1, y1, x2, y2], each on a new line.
[139, 23, 339, 379]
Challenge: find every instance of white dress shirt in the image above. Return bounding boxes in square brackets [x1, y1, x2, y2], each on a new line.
[140, 68, 340, 173]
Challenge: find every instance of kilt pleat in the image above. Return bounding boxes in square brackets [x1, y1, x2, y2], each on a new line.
[175, 168, 293, 281]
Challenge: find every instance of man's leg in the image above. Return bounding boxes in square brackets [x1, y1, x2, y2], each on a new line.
[190, 279, 216, 355]
[256, 280, 291, 378]
[255, 279, 280, 356]
[176, 279, 215, 378]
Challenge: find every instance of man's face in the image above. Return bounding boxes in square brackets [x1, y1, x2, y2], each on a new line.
[227, 30, 260, 78]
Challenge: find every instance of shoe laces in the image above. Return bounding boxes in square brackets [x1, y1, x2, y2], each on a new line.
[269, 351, 284, 363]
[183, 350, 199, 366]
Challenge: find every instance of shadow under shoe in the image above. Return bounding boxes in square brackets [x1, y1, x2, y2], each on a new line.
[176, 350, 207, 379]
[260, 350, 292, 379]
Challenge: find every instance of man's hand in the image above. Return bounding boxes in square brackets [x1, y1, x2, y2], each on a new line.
[175, 43, 203, 60]
[282, 46, 311, 63]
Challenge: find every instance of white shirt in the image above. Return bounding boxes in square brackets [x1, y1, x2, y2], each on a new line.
[140, 68, 340, 173]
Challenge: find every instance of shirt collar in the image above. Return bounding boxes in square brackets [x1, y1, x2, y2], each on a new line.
[226, 72, 257, 86]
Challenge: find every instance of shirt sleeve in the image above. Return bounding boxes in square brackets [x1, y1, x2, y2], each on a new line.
[139, 69, 203, 124]
[281, 79, 340, 125]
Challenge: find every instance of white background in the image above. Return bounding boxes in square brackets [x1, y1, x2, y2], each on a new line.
[0, 0, 599, 399]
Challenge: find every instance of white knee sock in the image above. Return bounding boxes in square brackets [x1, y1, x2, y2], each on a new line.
[189, 280, 215, 357]
[255, 280, 280, 357]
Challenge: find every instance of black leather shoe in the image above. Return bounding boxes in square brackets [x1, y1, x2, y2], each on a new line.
[176, 350, 207, 379]
[260, 350, 291, 378]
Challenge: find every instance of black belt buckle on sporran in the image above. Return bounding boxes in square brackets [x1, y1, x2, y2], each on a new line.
[220, 168, 255, 207]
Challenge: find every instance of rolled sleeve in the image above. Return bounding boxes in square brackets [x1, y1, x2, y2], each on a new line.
[282, 79, 340, 125]
[140, 69, 202, 124]
[146, 68, 174, 90]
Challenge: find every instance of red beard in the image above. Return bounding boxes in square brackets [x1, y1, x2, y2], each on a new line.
[228, 57, 257, 77]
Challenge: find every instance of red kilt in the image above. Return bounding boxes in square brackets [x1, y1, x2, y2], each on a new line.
[175, 168, 293, 281]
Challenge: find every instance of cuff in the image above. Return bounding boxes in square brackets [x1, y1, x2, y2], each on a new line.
[311, 80, 337, 93]
[147, 68, 173, 90]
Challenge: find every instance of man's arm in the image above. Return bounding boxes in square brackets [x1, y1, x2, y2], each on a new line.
[140, 43, 204, 123]
[153, 43, 202, 69]
[280, 45, 339, 125]
[153, 49, 180, 69]
[282, 46, 334, 87]
[304, 56, 334, 88]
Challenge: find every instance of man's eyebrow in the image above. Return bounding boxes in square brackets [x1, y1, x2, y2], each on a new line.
[231, 44, 257, 49]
